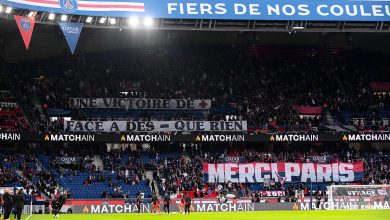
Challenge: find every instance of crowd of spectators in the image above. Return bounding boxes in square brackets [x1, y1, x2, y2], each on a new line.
[0, 167, 19, 187]
[35, 148, 152, 199]
[0, 46, 388, 132]
[34, 171, 59, 198]
[0, 154, 45, 200]
[153, 144, 390, 201]
[0, 90, 29, 131]
[102, 151, 146, 186]
[362, 152, 390, 185]
[0, 143, 389, 201]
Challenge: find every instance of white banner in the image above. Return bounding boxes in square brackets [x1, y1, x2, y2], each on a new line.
[69, 98, 211, 110]
[203, 162, 364, 183]
[0, 102, 18, 108]
[64, 120, 247, 132]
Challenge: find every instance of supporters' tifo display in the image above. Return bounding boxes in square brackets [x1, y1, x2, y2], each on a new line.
[0, 45, 389, 218]
[0, 45, 389, 134]
[203, 162, 364, 183]
[0, 1, 390, 220]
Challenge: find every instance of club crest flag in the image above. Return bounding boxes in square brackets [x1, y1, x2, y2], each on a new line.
[14, 16, 36, 50]
[58, 22, 83, 54]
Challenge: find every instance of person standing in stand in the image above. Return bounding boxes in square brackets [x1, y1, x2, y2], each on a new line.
[2, 188, 13, 220]
[163, 193, 171, 214]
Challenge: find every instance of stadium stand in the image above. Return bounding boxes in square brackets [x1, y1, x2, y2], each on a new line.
[1, 46, 388, 133]
[0, 1, 389, 218]
[0, 143, 389, 201]
[0, 46, 389, 205]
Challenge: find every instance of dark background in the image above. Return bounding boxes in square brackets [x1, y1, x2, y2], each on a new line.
[0, 18, 389, 62]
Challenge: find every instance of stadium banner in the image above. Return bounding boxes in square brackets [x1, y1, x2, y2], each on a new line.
[1, 131, 390, 143]
[203, 162, 364, 183]
[295, 201, 390, 210]
[14, 15, 36, 50]
[63, 121, 247, 132]
[65, 199, 390, 213]
[119, 81, 141, 91]
[370, 82, 390, 92]
[307, 156, 331, 163]
[58, 22, 83, 54]
[56, 156, 82, 164]
[260, 190, 286, 197]
[0, 102, 18, 108]
[67, 200, 258, 213]
[295, 106, 323, 115]
[0, 187, 16, 194]
[69, 98, 211, 110]
[334, 186, 390, 197]
[1, 0, 390, 21]
[223, 156, 245, 163]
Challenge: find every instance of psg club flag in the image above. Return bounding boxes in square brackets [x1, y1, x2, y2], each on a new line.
[14, 16, 36, 50]
[58, 22, 83, 54]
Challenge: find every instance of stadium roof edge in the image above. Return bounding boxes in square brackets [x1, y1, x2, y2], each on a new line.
[0, 9, 389, 32]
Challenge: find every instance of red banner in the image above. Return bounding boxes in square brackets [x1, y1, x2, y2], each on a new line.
[369, 82, 390, 92]
[14, 16, 36, 50]
[295, 106, 323, 115]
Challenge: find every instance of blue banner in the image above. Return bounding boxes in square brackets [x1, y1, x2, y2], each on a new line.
[1, 0, 389, 21]
[58, 22, 83, 54]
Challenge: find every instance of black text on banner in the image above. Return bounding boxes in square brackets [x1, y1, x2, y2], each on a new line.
[69, 98, 211, 110]
[64, 121, 247, 132]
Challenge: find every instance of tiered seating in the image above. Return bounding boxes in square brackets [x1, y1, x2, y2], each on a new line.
[158, 152, 180, 160]
[35, 152, 152, 199]
[0, 155, 37, 202]
[336, 110, 389, 131]
[0, 105, 28, 131]
[0, 154, 36, 170]
[0, 90, 28, 131]
[58, 172, 151, 199]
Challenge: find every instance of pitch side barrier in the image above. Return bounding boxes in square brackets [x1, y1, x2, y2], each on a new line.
[1, 132, 390, 143]
[0, 131, 390, 143]
[58, 198, 390, 214]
